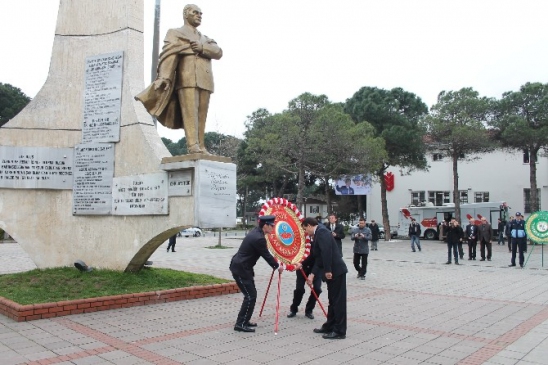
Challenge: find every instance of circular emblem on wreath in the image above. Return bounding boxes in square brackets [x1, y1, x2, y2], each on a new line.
[259, 198, 311, 268]
[525, 211, 548, 244]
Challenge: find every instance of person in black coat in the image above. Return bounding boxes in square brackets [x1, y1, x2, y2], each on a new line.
[465, 218, 478, 260]
[229, 215, 283, 332]
[326, 213, 345, 257]
[445, 218, 464, 264]
[300, 217, 348, 340]
[287, 235, 322, 319]
[166, 233, 177, 252]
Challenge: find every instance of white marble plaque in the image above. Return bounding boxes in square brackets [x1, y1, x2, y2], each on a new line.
[196, 160, 237, 227]
[112, 172, 168, 215]
[72, 143, 115, 215]
[0, 146, 73, 189]
[82, 51, 123, 143]
[168, 170, 192, 196]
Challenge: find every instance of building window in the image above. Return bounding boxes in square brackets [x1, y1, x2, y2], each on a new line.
[524, 188, 541, 213]
[459, 190, 469, 203]
[310, 206, 319, 214]
[474, 192, 489, 203]
[410, 191, 425, 206]
[428, 191, 450, 206]
[432, 153, 443, 161]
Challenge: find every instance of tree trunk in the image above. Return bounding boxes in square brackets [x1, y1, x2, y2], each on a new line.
[379, 169, 390, 241]
[296, 160, 305, 209]
[452, 153, 460, 222]
[324, 176, 332, 217]
[530, 147, 539, 212]
[217, 227, 222, 247]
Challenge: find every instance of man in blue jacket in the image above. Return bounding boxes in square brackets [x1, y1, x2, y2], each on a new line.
[509, 212, 527, 268]
[300, 217, 348, 339]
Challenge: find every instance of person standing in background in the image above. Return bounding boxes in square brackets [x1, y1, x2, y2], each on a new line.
[327, 213, 345, 257]
[478, 217, 493, 261]
[369, 220, 380, 251]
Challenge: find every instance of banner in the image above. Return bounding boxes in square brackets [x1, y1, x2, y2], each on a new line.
[334, 174, 372, 196]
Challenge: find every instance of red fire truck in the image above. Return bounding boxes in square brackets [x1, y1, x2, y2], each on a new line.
[397, 202, 507, 240]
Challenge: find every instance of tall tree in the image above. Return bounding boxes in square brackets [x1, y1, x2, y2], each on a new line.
[422, 88, 495, 221]
[345, 87, 428, 239]
[491, 82, 548, 213]
[305, 103, 386, 213]
[0, 83, 31, 127]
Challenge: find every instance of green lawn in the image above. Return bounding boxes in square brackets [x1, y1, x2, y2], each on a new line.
[0, 267, 228, 305]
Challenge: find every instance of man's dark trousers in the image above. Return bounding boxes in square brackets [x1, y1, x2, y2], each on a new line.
[232, 275, 257, 327]
[321, 274, 347, 335]
[511, 237, 527, 267]
[480, 238, 492, 260]
[290, 270, 322, 314]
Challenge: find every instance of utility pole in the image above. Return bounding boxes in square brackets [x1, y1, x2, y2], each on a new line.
[151, 0, 161, 127]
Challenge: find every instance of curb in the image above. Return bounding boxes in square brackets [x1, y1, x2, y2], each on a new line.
[0, 282, 239, 322]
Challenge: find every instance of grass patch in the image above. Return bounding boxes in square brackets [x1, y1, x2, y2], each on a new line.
[0, 267, 228, 305]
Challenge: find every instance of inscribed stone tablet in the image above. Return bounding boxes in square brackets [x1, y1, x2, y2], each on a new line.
[112, 172, 168, 215]
[72, 143, 115, 215]
[82, 51, 123, 143]
[0, 146, 73, 189]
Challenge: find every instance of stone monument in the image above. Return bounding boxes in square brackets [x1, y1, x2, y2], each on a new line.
[0, 0, 236, 272]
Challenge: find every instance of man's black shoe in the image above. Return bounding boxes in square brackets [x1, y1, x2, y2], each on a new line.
[287, 312, 296, 318]
[305, 312, 314, 319]
[480, 258, 485, 261]
[509, 264, 516, 267]
[313, 328, 329, 334]
[245, 322, 257, 327]
[455, 262, 460, 265]
[234, 325, 255, 332]
[520, 264, 524, 268]
[460, 255, 464, 259]
[487, 258, 491, 261]
[322, 331, 346, 339]
[445, 261, 451, 264]
[468, 258, 472, 260]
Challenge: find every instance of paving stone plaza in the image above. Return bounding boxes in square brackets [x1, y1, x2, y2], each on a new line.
[1, 236, 548, 365]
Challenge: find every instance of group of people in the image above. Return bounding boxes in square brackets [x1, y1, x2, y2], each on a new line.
[442, 213, 527, 267]
[229, 215, 348, 339]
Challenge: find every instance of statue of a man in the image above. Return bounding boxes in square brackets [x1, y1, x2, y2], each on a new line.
[135, 4, 222, 154]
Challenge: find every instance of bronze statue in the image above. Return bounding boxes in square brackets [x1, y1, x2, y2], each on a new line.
[135, 4, 222, 154]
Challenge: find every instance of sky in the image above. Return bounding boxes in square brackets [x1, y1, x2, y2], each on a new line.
[1, 0, 548, 142]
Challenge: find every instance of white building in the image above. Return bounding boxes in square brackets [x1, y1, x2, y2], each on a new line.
[366, 150, 547, 224]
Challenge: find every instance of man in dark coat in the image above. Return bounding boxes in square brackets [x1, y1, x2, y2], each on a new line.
[445, 218, 463, 265]
[369, 220, 380, 251]
[301, 217, 348, 340]
[326, 213, 345, 257]
[465, 218, 478, 260]
[477, 217, 493, 261]
[229, 215, 283, 332]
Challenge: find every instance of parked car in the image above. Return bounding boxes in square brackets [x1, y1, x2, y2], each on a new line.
[179, 227, 203, 237]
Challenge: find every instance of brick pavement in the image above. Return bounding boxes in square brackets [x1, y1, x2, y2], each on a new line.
[1, 236, 548, 364]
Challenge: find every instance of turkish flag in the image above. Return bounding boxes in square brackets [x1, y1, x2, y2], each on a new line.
[384, 172, 395, 191]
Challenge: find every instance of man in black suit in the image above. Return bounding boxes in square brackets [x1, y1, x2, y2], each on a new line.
[326, 213, 345, 257]
[300, 217, 348, 340]
[229, 215, 283, 332]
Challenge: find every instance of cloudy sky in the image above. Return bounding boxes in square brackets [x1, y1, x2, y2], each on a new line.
[1, 0, 547, 142]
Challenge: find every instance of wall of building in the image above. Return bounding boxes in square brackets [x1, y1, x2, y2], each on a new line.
[367, 150, 548, 225]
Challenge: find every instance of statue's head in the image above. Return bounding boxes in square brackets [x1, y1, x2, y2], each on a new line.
[183, 4, 202, 27]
